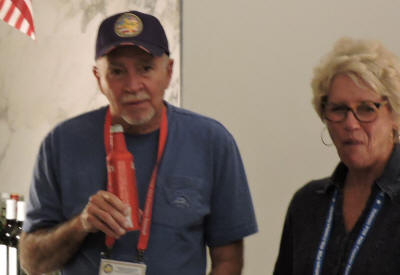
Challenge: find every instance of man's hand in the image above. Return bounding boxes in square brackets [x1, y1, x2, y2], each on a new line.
[80, 190, 132, 239]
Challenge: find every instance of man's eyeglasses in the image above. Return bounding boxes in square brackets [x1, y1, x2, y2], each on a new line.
[323, 101, 388, 122]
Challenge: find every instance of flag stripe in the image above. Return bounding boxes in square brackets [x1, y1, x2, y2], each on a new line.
[11, 0, 34, 32]
[3, 2, 15, 22]
[15, 10, 23, 28]
[8, 4, 19, 25]
[0, 0, 35, 39]
[27, 25, 35, 39]
[0, 0, 11, 19]
[19, 17, 27, 31]
[24, 0, 31, 14]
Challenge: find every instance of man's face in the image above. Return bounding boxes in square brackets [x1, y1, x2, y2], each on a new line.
[94, 46, 173, 134]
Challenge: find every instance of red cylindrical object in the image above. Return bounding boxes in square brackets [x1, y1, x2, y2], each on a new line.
[10, 194, 19, 201]
[106, 124, 141, 231]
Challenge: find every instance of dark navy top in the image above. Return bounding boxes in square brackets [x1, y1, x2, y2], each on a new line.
[274, 144, 400, 275]
[24, 102, 258, 275]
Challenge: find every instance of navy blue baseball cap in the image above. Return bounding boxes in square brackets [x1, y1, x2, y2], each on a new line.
[95, 10, 169, 60]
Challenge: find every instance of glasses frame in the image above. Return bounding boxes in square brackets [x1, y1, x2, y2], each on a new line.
[322, 100, 388, 123]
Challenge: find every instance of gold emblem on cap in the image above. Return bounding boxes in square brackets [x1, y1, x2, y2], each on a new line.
[114, 13, 143, 37]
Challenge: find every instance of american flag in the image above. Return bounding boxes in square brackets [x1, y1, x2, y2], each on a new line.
[0, 0, 35, 40]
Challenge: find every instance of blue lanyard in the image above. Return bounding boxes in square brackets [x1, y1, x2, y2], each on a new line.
[313, 189, 385, 275]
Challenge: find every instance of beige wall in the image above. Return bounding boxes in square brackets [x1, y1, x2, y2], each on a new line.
[182, 1, 400, 273]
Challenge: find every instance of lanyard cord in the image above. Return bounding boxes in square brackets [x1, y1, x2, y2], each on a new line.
[313, 189, 385, 275]
[313, 190, 338, 275]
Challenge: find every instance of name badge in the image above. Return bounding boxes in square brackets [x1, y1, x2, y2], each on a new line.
[99, 258, 146, 275]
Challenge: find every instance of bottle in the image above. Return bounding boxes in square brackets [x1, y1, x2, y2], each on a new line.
[0, 199, 17, 275]
[106, 125, 141, 233]
[0, 192, 10, 230]
[10, 201, 26, 275]
[10, 194, 19, 201]
[11, 201, 25, 246]
[0, 234, 7, 275]
[0, 224, 7, 275]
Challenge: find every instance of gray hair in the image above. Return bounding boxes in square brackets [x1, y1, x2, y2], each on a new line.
[311, 37, 400, 125]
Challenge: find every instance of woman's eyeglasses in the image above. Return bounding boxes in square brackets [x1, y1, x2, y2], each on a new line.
[323, 101, 388, 122]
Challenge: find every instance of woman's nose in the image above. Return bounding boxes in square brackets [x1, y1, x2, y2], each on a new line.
[343, 110, 361, 130]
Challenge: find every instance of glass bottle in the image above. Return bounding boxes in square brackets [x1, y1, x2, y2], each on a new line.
[10, 201, 26, 275]
[0, 223, 7, 275]
[0, 199, 17, 275]
[0, 192, 10, 230]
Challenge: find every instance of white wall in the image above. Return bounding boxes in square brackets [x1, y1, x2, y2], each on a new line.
[182, 1, 400, 274]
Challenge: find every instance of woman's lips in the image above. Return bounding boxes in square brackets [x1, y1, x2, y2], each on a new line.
[343, 139, 363, 145]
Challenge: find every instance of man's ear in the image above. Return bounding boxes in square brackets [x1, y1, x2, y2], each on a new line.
[93, 65, 100, 81]
[167, 58, 174, 78]
[92, 65, 104, 94]
[165, 58, 174, 87]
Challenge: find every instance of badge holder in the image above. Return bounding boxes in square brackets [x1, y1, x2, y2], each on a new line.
[99, 248, 147, 275]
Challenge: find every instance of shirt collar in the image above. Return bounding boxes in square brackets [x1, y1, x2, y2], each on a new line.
[320, 144, 400, 203]
[376, 144, 400, 203]
[320, 163, 347, 194]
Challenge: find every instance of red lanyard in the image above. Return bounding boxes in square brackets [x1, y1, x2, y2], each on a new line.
[103, 105, 168, 258]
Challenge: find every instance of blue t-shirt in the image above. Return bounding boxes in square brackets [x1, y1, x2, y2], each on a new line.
[24, 102, 258, 275]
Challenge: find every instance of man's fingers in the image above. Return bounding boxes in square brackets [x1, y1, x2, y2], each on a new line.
[99, 191, 130, 216]
[80, 191, 131, 237]
[86, 209, 125, 238]
[92, 191, 131, 227]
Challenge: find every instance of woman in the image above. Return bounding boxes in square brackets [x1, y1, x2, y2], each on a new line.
[274, 37, 400, 275]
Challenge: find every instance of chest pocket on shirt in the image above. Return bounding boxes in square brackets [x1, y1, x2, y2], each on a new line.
[152, 175, 209, 228]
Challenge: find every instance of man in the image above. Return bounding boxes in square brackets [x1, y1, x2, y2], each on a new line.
[19, 10, 257, 275]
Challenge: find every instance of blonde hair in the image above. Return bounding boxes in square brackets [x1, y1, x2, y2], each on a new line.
[311, 37, 400, 124]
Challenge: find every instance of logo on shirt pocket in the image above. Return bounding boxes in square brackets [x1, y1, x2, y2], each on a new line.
[153, 175, 210, 228]
[171, 192, 191, 208]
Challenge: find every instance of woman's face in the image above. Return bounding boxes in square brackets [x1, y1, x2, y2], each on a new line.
[326, 74, 396, 171]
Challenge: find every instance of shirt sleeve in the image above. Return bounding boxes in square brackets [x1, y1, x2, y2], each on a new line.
[23, 130, 64, 232]
[205, 129, 258, 247]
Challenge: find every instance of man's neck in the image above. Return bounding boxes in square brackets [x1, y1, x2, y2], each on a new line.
[110, 106, 164, 135]
[114, 115, 161, 135]
[124, 121, 161, 135]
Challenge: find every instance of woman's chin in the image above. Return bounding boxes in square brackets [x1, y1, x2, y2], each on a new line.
[339, 151, 370, 170]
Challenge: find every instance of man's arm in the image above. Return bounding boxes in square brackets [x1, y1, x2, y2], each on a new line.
[19, 190, 131, 275]
[209, 240, 244, 275]
[19, 216, 87, 275]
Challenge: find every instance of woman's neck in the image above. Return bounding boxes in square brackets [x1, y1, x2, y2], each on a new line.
[345, 170, 376, 190]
